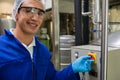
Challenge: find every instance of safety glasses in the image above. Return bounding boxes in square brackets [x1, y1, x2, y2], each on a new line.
[18, 6, 45, 18]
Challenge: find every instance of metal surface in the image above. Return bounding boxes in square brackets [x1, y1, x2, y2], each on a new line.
[101, 0, 109, 80]
[59, 35, 75, 69]
[93, 0, 101, 40]
[52, 0, 60, 70]
[92, 30, 120, 48]
[71, 45, 120, 80]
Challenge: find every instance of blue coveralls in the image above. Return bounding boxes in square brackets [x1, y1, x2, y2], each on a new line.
[0, 30, 80, 80]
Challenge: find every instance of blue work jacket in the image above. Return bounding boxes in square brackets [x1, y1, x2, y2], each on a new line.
[0, 30, 80, 80]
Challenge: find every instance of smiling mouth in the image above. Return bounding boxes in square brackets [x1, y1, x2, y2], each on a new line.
[27, 22, 38, 29]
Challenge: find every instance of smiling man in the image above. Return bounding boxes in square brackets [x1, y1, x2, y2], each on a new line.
[13, 0, 45, 46]
[0, 0, 94, 80]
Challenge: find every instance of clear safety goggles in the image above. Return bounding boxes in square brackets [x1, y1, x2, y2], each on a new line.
[18, 6, 45, 18]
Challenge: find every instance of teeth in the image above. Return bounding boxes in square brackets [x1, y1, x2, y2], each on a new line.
[30, 23, 37, 27]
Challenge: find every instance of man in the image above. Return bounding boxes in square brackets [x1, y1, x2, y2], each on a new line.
[0, 0, 94, 80]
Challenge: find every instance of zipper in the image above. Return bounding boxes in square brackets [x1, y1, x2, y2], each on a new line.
[32, 58, 34, 80]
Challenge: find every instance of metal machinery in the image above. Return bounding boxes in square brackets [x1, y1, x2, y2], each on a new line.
[71, 31, 120, 80]
[71, 45, 120, 80]
[72, 0, 120, 79]
[60, 35, 75, 69]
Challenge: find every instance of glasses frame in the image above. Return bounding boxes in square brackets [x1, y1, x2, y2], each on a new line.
[18, 6, 45, 18]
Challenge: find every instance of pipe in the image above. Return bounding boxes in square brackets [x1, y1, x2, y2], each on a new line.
[92, 0, 101, 40]
[83, 0, 89, 44]
[82, 0, 101, 40]
[101, 0, 109, 80]
[52, 0, 60, 69]
[74, 0, 83, 45]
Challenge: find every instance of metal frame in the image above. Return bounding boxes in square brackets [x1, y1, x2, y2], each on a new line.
[101, 0, 109, 80]
[52, 0, 60, 69]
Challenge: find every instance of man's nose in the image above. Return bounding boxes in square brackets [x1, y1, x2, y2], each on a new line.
[31, 12, 39, 20]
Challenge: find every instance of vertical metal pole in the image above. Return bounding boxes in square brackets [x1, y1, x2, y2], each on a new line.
[101, 0, 109, 80]
[52, 0, 60, 69]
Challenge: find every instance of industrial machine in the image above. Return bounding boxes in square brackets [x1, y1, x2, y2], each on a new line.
[60, 35, 75, 69]
[71, 30, 120, 80]
[71, 45, 120, 80]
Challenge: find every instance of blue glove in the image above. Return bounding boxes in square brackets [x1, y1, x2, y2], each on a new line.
[72, 55, 94, 73]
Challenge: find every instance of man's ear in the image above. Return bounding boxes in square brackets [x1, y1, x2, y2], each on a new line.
[16, 13, 18, 21]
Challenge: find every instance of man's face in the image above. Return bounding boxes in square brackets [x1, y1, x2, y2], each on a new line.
[16, 0, 45, 35]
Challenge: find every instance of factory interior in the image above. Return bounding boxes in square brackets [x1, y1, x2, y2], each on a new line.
[0, 0, 120, 80]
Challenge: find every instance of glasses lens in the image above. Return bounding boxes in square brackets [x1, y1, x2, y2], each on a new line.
[38, 10, 45, 16]
[25, 7, 32, 13]
[19, 7, 45, 18]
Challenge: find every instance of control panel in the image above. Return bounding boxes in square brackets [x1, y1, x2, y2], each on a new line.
[71, 45, 120, 80]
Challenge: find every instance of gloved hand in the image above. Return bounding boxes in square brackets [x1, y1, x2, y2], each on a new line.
[72, 55, 94, 73]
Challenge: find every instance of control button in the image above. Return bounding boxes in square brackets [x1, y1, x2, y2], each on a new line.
[75, 52, 79, 59]
[88, 52, 97, 64]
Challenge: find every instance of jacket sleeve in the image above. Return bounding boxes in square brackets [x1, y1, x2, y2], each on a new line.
[37, 40, 80, 80]
[45, 61, 80, 80]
